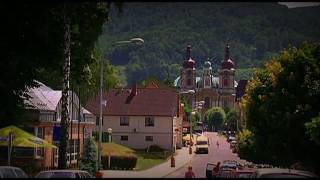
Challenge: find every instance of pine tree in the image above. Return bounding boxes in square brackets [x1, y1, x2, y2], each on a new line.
[79, 137, 98, 176]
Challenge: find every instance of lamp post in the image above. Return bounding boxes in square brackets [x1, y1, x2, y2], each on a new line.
[98, 38, 144, 172]
[107, 128, 112, 169]
[190, 111, 196, 154]
[178, 90, 195, 155]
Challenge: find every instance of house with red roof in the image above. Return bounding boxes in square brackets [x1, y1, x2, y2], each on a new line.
[86, 82, 184, 151]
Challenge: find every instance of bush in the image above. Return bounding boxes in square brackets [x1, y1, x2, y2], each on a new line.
[147, 145, 164, 152]
[236, 129, 256, 162]
[101, 155, 137, 170]
[79, 137, 97, 176]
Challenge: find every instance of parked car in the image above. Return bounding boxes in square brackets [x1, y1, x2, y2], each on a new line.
[227, 136, 236, 143]
[217, 168, 236, 178]
[35, 170, 93, 178]
[206, 162, 215, 178]
[0, 166, 29, 178]
[251, 168, 318, 178]
[230, 140, 237, 149]
[221, 160, 238, 170]
[232, 168, 256, 178]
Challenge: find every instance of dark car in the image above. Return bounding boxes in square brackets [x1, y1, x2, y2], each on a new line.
[206, 162, 215, 178]
[251, 168, 318, 178]
[35, 170, 93, 178]
[0, 166, 29, 178]
[217, 168, 236, 178]
[232, 168, 256, 178]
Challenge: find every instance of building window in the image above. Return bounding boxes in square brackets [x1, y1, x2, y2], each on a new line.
[121, 136, 128, 141]
[205, 77, 210, 86]
[187, 79, 192, 86]
[120, 116, 129, 126]
[145, 136, 153, 142]
[67, 139, 79, 162]
[204, 97, 210, 108]
[145, 117, 155, 127]
[223, 78, 229, 87]
[34, 127, 44, 158]
[96, 116, 104, 126]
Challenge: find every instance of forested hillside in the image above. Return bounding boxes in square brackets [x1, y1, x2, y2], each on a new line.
[98, 2, 320, 85]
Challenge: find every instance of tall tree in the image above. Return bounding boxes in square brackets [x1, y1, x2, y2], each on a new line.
[242, 42, 320, 172]
[225, 109, 238, 131]
[204, 107, 226, 131]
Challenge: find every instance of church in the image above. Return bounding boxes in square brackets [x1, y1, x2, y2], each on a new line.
[174, 44, 238, 114]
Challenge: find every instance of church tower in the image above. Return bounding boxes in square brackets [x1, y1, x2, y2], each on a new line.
[203, 59, 212, 89]
[180, 45, 196, 89]
[218, 44, 236, 108]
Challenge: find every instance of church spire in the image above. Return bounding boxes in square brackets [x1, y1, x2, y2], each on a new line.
[224, 43, 230, 61]
[186, 45, 191, 59]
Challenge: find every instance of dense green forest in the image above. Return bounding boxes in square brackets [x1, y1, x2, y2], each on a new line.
[97, 2, 320, 85]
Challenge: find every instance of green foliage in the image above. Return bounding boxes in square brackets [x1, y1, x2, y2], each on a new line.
[235, 68, 257, 81]
[98, 2, 320, 86]
[147, 145, 164, 152]
[101, 155, 138, 170]
[305, 113, 320, 145]
[225, 109, 238, 131]
[236, 129, 256, 162]
[243, 42, 320, 171]
[204, 107, 226, 131]
[79, 137, 98, 176]
[0, 2, 112, 127]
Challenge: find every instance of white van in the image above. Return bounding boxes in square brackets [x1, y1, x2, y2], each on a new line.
[195, 135, 209, 154]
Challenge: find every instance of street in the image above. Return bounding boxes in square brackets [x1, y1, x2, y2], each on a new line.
[165, 132, 247, 178]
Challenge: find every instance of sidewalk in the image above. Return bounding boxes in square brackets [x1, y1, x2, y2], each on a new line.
[101, 146, 195, 178]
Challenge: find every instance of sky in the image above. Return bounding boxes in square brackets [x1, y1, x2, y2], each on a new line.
[278, 2, 320, 8]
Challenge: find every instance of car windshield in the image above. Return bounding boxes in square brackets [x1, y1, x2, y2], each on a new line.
[197, 141, 207, 145]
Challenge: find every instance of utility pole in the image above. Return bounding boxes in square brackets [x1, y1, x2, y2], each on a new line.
[58, 6, 71, 169]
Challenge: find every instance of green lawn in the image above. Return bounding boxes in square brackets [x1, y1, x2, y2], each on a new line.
[100, 142, 169, 171]
[134, 151, 168, 171]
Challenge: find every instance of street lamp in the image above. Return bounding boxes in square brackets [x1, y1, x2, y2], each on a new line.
[190, 111, 196, 154]
[177, 90, 195, 155]
[98, 37, 144, 171]
[107, 128, 112, 169]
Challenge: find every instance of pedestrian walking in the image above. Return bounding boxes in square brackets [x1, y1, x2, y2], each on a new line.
[216, 141, 219, 148]
[213, 162, 221, 177]
[185, 166, 195, 178]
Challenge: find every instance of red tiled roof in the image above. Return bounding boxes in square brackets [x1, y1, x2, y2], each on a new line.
[86, 88, 179, 117]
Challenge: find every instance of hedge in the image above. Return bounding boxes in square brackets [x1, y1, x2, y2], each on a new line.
[101, 155, 137, 170]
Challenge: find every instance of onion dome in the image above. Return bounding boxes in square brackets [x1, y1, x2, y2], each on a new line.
[183, 45, 195, 69]
[204, 60, 212, 68]
[221, 44, 235, 70]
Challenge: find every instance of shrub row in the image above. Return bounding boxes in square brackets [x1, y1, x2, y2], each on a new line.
[101, 155, 137, 170]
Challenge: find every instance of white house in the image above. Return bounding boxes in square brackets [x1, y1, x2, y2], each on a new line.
[86, 83, 183, 151]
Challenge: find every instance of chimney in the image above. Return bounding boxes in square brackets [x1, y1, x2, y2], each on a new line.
[130, 83, 137, 96]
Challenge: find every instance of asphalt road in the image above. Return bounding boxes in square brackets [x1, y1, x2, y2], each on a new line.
[165, 132, 247, 178]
